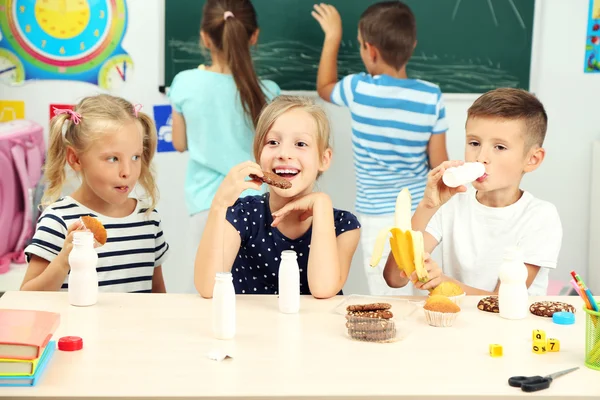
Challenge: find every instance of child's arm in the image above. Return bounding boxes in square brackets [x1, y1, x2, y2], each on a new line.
[427, 133, 449, 169]
[21, 220, 84, 291]
[194, 161, 264, 298]
[171, 110, 187, 152]
[152, 266, 167, 293]
[271, 193, 360, 298]
[312, 4, 342, 102]
[383, 161, 466, 288]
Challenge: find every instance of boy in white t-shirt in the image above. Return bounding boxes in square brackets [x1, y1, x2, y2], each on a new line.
[383, 88, 563, 295]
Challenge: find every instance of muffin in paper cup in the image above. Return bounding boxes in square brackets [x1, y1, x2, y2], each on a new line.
[423, 295, 461, 328]
[429, 282, 465, 307]
[423, 309, 459, 327]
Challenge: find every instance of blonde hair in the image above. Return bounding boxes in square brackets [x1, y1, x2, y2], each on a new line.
[43, 94, 158, 212]
[253, 95, 331, 164]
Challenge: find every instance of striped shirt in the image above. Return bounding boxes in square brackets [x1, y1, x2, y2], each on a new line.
[24, 197, 169, 293]
[331, 73, 448, 215]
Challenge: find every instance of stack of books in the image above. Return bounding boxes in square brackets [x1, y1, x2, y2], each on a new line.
[0, 309, 60, 387]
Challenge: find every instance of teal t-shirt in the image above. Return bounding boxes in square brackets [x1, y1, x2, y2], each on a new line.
[168, 67, 280, 215]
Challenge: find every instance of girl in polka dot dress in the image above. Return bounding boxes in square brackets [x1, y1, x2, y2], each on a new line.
[194, 95, 361, 298]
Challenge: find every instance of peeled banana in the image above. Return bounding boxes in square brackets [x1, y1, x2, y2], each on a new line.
[370, 188, 429, 283]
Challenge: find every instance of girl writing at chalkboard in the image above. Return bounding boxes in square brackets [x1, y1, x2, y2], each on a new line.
[168, 0, 280, 293]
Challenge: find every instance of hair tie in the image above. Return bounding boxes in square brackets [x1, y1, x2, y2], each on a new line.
[224, 11, 234, 20]
[133, 103, 143, 117]
[53, 107, 82, 139]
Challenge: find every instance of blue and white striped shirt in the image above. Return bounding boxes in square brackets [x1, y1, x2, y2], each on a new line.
[24, 197, 169, 293]
[331, 73, 448, 215]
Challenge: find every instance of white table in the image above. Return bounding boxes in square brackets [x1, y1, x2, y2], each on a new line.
[0, 292, 597, 399]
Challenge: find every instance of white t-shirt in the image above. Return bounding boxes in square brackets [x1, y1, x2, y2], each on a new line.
[25, 196, 170, 293]
[426, 188, 562, 295]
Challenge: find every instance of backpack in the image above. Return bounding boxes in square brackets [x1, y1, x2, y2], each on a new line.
[0, 120, 45, 274]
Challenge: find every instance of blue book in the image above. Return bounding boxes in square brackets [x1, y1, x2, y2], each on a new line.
[0, 341, 55, 387]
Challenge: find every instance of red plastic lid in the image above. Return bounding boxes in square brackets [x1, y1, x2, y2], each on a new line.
[58, 336, 83, 351]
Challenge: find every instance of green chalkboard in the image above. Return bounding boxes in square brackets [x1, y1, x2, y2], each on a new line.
[164, 0, 535, 93]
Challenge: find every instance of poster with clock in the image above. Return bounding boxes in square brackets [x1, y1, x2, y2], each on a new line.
[0, 0, 133, 90]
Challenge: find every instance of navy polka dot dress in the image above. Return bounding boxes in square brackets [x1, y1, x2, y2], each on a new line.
[226, 193, 361, 295]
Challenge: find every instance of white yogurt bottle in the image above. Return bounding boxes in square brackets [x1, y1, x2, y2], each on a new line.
[442, 162, 486, 187]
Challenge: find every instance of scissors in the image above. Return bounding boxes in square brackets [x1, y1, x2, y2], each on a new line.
[508, 367, 579, 392]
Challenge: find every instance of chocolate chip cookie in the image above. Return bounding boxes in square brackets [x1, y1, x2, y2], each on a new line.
[529, 301, 576, 317]
[346, 309, 394, 319]
[346, 303, 392, 312]
[477, 296, 499, 313]
[249, 171, 292, 189]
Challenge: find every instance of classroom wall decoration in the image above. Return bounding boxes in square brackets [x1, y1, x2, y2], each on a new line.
[153, 105, 175, 153]
[585, 0, 600, 72]
[0, 100, 25, 122]
[0, 0, 133, 89]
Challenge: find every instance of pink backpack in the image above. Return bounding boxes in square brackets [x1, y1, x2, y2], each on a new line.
[0, 120, 45, 273]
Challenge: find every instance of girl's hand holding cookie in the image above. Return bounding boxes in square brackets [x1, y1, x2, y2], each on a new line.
[213, 161, 264, 209]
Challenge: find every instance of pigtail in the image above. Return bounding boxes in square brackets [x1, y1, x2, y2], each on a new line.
[136, 112, 159, 213]
[41, 114, 71, 207]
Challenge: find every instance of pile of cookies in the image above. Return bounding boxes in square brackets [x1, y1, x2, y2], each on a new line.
[345, 303, 396, 342]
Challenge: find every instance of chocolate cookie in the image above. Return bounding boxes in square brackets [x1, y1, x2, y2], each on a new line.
[346, 310, 394, 319]
[477, 296, 499, 313]
[529, 301, 576, 317]
[347, 326, 397, 342]
[346, 303, 392, 312]
[249, 171, 292, 189]
[345, 319, 394, 331]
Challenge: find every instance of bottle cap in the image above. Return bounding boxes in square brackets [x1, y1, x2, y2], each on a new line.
[552, 311, 575, 325]
[58, 336, 83, 351]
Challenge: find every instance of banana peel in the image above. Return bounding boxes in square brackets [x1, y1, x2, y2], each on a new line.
[370, 188, 429, 283]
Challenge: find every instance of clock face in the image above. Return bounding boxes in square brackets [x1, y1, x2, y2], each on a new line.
[0, 48, 25, 84]
[14, 0, 109, 62]
[35, 0, 91, 40]
[1, 0, 127, 73]
[98, 54, 133, 90]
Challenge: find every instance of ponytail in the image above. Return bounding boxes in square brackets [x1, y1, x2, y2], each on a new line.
[221, 16, 267, 127]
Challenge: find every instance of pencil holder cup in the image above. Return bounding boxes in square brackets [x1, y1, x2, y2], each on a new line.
[584, 306, 600, 371]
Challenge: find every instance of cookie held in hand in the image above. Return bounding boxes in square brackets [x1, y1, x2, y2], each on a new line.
[249, 171, 292, 189]
[80, 216, 107, 246]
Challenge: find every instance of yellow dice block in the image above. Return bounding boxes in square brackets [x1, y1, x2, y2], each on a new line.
[532, 329, 546, 342]
[532, 339, 547, 354]
[489, 344, 503, 357]
[547, 338, 560, 352]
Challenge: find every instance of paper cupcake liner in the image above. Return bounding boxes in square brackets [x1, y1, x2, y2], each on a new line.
[448, 293, 466, 307]
[424, 309, 458, 327]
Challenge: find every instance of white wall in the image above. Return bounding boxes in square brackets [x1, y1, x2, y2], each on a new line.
[2, 0, 598, 294]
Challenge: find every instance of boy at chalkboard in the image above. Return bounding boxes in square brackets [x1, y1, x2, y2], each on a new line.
[312, 2, 449, 296]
